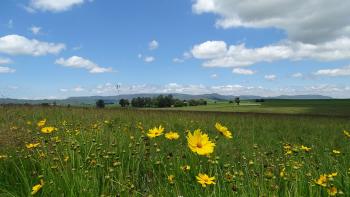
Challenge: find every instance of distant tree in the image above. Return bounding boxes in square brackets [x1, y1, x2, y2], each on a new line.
[41, 103, 50, 107]
[235, 97, 240, 105]
[119, 99, 130, 107]
[96, 99, 105, 108]
[229, 100, 234, 104]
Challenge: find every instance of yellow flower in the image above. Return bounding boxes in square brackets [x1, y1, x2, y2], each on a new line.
[37, 119, 46, 127]
[196, 173, 216, 187]
[147, 125, 164, 138]
[167, 175, 175, 184]
[165, 132, 180, 140]
[64, 156, 69, 162]
[343, 130, 350, 138]
[26, 143, 40, 149]
[31, 179, 44, 195]
[332, 150, 341, 154]
[215, 122, 232, 139]
[187, 129, 215, 155]
[41, 126, 57, 134]
[280, 167, 286, 177]
[328, 186, 338, 196]
[180, 165, 191, 172]
[315, 174, 327, 187]
[327, 172, 337, 178]
[300, 145, 311, 152]
[0, 155, 8, 160]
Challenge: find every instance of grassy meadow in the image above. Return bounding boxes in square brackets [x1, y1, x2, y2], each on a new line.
[0, 105, 350, 196]
[157, 99, 350, 117]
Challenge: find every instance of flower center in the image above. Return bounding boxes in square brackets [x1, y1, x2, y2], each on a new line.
[196, 142, 203, 148]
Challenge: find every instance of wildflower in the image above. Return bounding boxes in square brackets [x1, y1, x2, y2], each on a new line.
[51, 136, 61, 143]
[180, 165, 190, 172]
[41, 126, 57, 134]
[328, 186, 338, 196]
[300, 145, 311, 152]
[196, 173, 216, 187]
[343, 130, 350, 138]
[168, 175, 175, 184]
[280, 167, 286, 177]
[64, 156, 69, 162]
[27, 121, 32, 125]
[147, 125, 164, 138]
[165, 132, 180, 140]
[187, 129, 215, 155]
[26, 143, 40, 149]
[332, 150, 341, 154]
[215, 122, 232, 139]
[37, 119, 46, 127]
[31, 179, 44, 195]
[0, 155, 8, 160]
[315, 174, 327, 187]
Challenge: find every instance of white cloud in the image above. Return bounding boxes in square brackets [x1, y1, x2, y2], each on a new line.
[191, 38, 350, 67]
[173, 51, 192, 63]
[30, 26, 41, 35]
[314, 65, 350, 76]
[149, 40, 159, 50]
[173, 58, 184, 63]
[0, 35, 65, 56]
[73, 86, 84, 92]
[210, 74, 218, 78]
[0, 66, 15, 73]
[264, 74, 276, 81]
[55, 56, 113, 73]
[59, 88, 68, 92]
[192, 41, 227, 59]
[28, 0, 85, 12]
[0, 57, 12, 65]
[192, 0, 350, 43]
[292, 73, 303, 78]
[232, 68, 255, 75]
[144, 56, 155, 63]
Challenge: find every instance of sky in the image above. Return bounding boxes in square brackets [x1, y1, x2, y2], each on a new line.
[0, 0, 350, 99]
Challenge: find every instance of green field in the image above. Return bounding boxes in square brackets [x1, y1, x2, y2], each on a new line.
[0, 105, 350, 196]
[156, 99, 350, 117]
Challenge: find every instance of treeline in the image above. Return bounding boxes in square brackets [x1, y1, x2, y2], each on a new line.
[118, 94, 207, 108]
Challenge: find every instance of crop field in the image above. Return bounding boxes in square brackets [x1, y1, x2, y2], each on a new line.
[159, 99, 350, 117]
[0, 105, 350, 196]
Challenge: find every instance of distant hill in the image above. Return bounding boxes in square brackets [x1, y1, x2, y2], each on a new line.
[0, 93, 334, 105]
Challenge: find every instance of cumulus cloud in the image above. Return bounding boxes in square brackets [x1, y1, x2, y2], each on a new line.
[292, 73, 303, 78]
[232, 68, 255, 75]
[173, 52, 192, 63]
[55, 56, 113, 73]
[191, 38, 350, 67]
[0, 66, 15, 73]
[30, 26, 41, 35]
[0, 57, 12, 65]
[192, 0, 350, 43]
[264, 74, 276, 81]
[0, 35, 65, 56]
[143, 56, 155, 63]
[210, 74, 218, 78]
[149, 40, 159, 50]
[27, 0, 85, 12]
[314, 65, 350, 76]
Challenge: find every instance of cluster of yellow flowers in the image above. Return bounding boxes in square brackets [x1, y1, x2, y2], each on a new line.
[315, 173, 338, 196]
[283, 143, 311, 155]
[145, 122, 233, 187]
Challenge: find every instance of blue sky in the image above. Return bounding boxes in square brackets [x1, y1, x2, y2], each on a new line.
[1, 0, 350, 99]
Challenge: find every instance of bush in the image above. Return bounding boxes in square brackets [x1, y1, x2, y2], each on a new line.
[96, 99, 105, 108]
[119, 99, 130, 107]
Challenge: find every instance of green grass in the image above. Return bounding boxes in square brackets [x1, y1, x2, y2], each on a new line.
[0, 106, 350, 196]
[155, 99, 350, 116]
